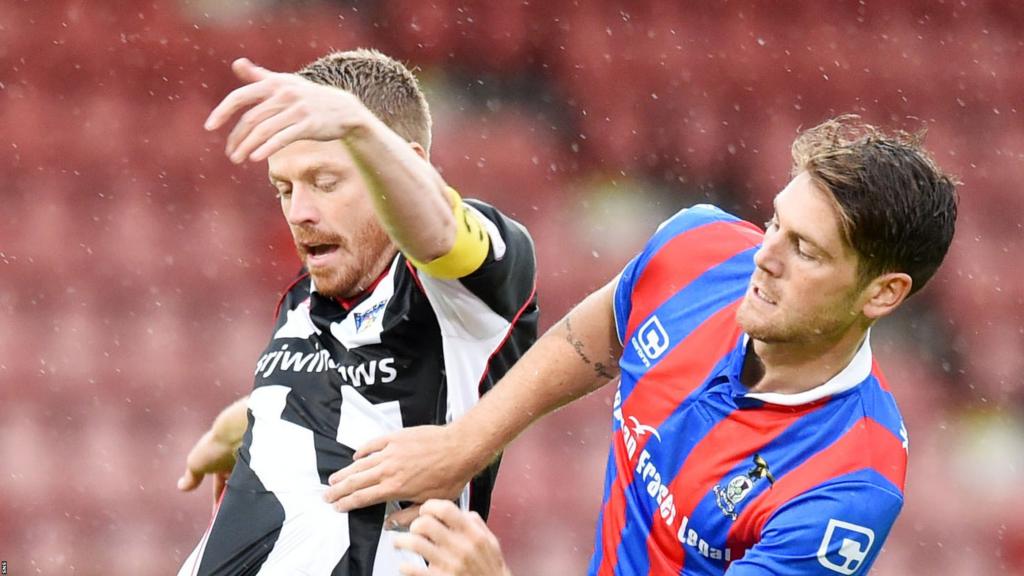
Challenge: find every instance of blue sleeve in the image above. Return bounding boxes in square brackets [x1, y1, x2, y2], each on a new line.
[727, 481, 903, 576]
[612, 258, 641, 344]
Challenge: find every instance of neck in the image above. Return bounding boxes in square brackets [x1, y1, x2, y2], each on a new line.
[742, 325, 869, 395]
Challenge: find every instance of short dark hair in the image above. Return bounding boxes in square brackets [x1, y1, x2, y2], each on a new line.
[791, 115, 958, 296]
[297, 48, 432, 152]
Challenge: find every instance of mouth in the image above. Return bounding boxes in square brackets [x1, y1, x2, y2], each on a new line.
[752, 284, 778, 306]
[303, 243, 340, 265]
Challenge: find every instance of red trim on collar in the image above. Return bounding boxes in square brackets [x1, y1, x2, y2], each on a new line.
[274, 272, 311, 320]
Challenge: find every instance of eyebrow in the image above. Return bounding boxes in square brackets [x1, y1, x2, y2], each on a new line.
[771, 198, 834, 258]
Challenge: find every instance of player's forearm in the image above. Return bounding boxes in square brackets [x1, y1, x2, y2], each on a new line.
[341, 115, 455, 263]
[453, 282, 622, 468]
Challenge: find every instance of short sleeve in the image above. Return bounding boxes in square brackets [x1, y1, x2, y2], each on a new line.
[413, 199, 536, 339]
[611, 204, 750, 344]
[727, 481, 903, 576]
[613, 259, 640, 344]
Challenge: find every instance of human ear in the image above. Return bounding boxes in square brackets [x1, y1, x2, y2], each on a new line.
[409, 142, 428, 161]
[861, 272, 913, 320]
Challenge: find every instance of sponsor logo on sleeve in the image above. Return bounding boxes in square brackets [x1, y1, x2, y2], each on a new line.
[816, 519, 875, 575]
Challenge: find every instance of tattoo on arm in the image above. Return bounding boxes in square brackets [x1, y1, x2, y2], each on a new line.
[564, 315, 617, 380]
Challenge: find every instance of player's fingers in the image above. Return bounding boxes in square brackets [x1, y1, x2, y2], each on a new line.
[328, 452, 377, 485]
[397, 563, 431, 576]
[324, 457, 386, 505]
[332, 483, 398, 512]
[393, 533, 444, 567]
[409, 513, 457, 549]
[204, 81, 275, 132]
[177, 468, 202, 491]
[225, 94, 291, 158]
[398, 558, 447, 576]
[247, 120, 311, 162]
[385, 505, 421, 529]
[231, 108, 302, 163]
[231, 58, 274, 84]
[353, 435, 390, 461]
[419, 499, 468, 531]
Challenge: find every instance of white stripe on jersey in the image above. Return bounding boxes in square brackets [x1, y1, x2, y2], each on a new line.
[417, 274, 515, 510]
[181, 386, 426, 575]
[336, 385, 403, 450]
[273, 300, 319, 340]
[250, 386, 349, 575]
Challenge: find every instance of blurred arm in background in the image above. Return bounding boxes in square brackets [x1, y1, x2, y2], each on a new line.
[176, 396, 248, 503]
[325, 278, 622, 523]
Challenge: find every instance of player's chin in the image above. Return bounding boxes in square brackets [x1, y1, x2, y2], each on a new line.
[736, 303, 776, 340]
[308, 267, 357, 299]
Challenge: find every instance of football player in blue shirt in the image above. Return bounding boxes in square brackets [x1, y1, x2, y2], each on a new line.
[327, 116, 958, 576]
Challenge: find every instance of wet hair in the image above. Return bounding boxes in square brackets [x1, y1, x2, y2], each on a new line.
[298, 48, 432, 152]
[791, 115, 958, 295]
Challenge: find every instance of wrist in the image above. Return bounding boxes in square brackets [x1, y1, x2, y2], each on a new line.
[449, 417, 501, 473]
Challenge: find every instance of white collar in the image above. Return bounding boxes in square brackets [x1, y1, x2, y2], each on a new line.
[743, 330, 873, 406]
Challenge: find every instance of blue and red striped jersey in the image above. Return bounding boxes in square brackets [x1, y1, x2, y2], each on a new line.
[591, 204, 908, 575]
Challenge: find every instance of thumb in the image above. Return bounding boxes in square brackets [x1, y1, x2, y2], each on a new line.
[385, 505, 422, 530]
[178, 469, 203, 492]
[232, 58, 271, 83]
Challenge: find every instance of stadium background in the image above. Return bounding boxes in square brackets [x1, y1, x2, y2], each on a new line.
[1, 0, 1022, 573]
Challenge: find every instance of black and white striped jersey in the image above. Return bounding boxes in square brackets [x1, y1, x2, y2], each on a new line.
[179, 200, 538, 576]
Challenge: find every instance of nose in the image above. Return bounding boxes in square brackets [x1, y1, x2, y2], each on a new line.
[285, 185, 319, 226]
[753, 233, 784, 278]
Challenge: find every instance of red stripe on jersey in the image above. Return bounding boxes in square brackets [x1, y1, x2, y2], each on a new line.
[596, 429, 635, 576]
[405, 260, 426, 293]
[649, 401, 828, 574]
[625, 221, 762, 341]
[596, 300, 743, 574]
[726, 417, 908, 561]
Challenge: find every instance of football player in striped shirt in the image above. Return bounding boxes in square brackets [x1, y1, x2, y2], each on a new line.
[328, 116, 958, 575]
[175, 50, 538, 575]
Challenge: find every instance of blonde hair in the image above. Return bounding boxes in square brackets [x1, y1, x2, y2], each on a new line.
[298, 48, 432, 152]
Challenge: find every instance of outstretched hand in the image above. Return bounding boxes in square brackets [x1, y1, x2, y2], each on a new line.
[324, 425, 486, 523]
[204, 58, 374, 163]
[177, 428, 236, 508]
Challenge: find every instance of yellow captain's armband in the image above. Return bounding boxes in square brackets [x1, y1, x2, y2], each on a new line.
[409, 188, 490, 280]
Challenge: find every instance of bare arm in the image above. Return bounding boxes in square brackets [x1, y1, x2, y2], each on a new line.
[324, 278, 623, 514]
[204, 58, 456, 264]
[341, 119, 455, 264]
[178, 396, 249, 502]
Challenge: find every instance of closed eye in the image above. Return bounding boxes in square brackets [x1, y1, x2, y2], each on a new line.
[315, 179, 338, 192]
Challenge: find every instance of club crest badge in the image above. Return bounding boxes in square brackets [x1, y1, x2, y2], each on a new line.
[353, 300, 388, 333]
[713, 454, 775, 520]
